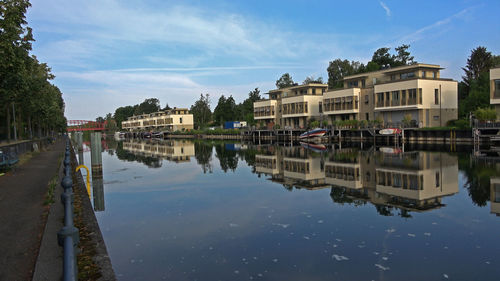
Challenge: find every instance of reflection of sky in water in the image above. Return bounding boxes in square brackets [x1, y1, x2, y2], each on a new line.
[79, 143, 500, 281]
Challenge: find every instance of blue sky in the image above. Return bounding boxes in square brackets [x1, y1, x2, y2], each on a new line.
[27, 0, 500, 120]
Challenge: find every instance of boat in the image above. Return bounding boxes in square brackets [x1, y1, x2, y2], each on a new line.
[152, 132, 163, 138]
[379, 147, 402, 154]
[300, 142, 327, 153]
[378, 128, 401, 135]
[299, 128, 328, 139]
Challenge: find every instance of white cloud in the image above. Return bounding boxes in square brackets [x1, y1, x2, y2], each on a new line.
[395, 7, 472, 45]
[380, 1, 391, 17]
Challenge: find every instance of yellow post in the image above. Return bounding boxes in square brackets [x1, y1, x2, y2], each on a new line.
[75, 165, 91, 197]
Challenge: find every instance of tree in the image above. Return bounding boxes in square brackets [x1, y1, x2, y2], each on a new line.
[133, 98, 161, 115]
[114, 105, 136, 129]
[302, 76, 324, 85]
[371, 47, 394, 68]
[162, 103, 172, 111]
[237, 88, 261, 125]
[276, 73, 296, 89]
[393, 44, 414, 66]
[327, 59, 358, 89]
[458, 46, 499, 118]
[190, 94, 212, 129]
[213, 95, 237, 125]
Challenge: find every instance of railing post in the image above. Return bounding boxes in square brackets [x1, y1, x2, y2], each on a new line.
[57, 138, 79, 281]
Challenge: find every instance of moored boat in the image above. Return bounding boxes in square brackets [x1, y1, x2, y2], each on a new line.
[299, 128, 327, 139]
[300, 142, 327, 152]
[378, 128, 401, 135]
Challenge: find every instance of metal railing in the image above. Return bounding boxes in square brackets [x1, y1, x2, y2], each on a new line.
[57, 139, 79, 280]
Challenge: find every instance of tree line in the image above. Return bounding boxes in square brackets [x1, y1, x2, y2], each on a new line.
[1, 0, 66, 141]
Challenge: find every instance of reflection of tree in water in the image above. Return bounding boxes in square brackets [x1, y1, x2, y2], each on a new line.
[194, 141, 213, 173]
[215, 143, 238, 172]
[330, 187, 367, 207]
[115, 142, 162, 168]
[459, 155, 497, 207]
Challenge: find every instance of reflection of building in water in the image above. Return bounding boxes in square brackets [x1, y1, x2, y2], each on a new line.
[123, 139, 195, 163]
[255, 146, 459, 214]
[256, 146, 328, 190]
[491, 178, 500, 216]
[90, 132, 105, 212]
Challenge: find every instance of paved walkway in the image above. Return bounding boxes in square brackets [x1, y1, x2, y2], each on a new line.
[0, 139, 64, 281]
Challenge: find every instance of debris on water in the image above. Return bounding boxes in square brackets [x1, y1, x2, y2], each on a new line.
[374, 264, 390, 271]
[253, 257, 258, 260]
[234, 270, 240, 274]
[318, 220, 324, 224]
[432, 222, 438, 225]
[424, 232, 431, 236]
[386, 228, 396, 233]
[443, 273, 449, 279]
[135, 243, 141, 247]
[358, 245, 366, 248]
[408, 233, 416, 237]
[209, 246, 214, 250]
[272, 223, 290, 229]
[443, 246, 448, 249]
[130, 259, 135, 264]
[272, 258, 278, 263]
[303, 236, 310, 240]
[332, 254, 349, 261]
[382, 257, 388, 261]
[485, 261, 491, 265]
[257, 273, 263, 277]
[335, 238, 342, 242]
[229, 223, 239, 227]
[333, 244, 338, 248]
[373, 252, 379, 255]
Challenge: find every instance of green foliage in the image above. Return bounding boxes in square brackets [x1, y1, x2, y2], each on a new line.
[213, 95, 236, 125]
[302, 76, 323, 85]
[446, 119, 470, 129]
[458, 46, 499, 119]
[309, 120, 320, 128]
[276, 73, 296, 89]
[190, 93, 212, 129]
[402, 114, 412, 127]
[327, 45, 415, 89]
[474, 107, 496, 121]
[0, 1, 66, 140]
[133, 98, 161, 115]
[114, 105, 135, 129]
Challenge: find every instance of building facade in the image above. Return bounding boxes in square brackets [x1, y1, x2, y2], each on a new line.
[122, 108, 194, 131]
[254, 64, 458, 129]
[254, 83, 328, 129]
[490, 67, 500, 120]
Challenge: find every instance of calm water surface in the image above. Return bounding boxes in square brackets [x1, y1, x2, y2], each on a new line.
[78, 138, 500, 281]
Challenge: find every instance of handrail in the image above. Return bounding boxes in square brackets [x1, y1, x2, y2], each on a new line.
[57, 138, 79, 280]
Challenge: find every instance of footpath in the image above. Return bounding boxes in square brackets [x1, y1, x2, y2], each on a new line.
[0, 139, 64, 281]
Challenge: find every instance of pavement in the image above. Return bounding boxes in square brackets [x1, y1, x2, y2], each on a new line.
[0, 139, 65, 281]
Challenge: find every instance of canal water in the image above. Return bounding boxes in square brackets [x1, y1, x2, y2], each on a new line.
[76, 136, 500, 281]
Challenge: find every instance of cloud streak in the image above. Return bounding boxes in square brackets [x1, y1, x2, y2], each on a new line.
[380, 1, 391, 17]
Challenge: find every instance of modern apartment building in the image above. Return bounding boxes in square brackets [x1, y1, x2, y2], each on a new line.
[254, 83, 328, 129]
[254, 63, 458, 128]
[122, 108, 194, 132]
[490, 67, 500, 120]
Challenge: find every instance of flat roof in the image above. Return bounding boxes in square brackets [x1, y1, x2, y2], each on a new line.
[268, 83, 328, 94]
[343, 63, 443, 80]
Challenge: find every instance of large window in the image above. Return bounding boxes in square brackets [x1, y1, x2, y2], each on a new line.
[347, 80, 359, 88]
[495, 79, 500, 98]
[434, 89, 439, 104]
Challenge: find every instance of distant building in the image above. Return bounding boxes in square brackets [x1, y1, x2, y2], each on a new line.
[122, 108, 194, 132]
[254, 63, 458, 129]
[490, 67, 500, 120]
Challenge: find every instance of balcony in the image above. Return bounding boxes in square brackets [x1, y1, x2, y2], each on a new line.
[323, 88, 360, 115]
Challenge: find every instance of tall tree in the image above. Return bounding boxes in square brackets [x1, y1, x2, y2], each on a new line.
[462, 46, 493, 90]
[276, 73, 296, 89]
[190, 93, 212, 129]
[114, 105, 136, 129]
[327, 59, 356, 89]
[237, 88, 261, 124]
[393, 44, 414, 66]
[213, 95, 236, 125]
[133, 98, 161, 115]
[371, 47, 394, 68]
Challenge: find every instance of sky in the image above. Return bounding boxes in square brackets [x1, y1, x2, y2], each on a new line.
[27, 0, 500, 120]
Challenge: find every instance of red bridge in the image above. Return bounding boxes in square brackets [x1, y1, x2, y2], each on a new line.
[67, 120, 107, 132]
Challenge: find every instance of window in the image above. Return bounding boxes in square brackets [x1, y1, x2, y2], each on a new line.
[432, 72, 437, 78]
[312, 88, 316, 95]
[433, 116, 439, 120]
[365, 95, 369, 104]
[180, 117, 183, 123]
[495, 79, 500, 98]
[319, 102, 322, 113]
[391, 74, 396, 81]
[435, 172, 440, 187]
[366, 113, 369, 121]
[347, 80, 358, 88]
[435, 89, 439, 104]
[422, 70, 426, 78]
[362, 79, 366, 88]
